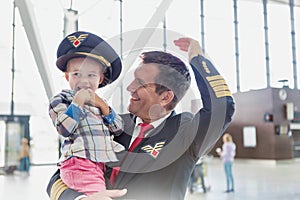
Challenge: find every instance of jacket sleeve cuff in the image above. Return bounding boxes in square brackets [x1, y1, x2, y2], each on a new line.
[102, 107, 116, 124]
[65, 103, 85, 122]
[58, 188, 85, 200]
[74, 195, 87, 200]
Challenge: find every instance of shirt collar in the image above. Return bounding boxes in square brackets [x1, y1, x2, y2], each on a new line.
[136, 112, 172, 129]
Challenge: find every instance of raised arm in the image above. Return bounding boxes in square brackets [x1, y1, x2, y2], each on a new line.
[173, 37, 202, 62]
[174, 37, 235, 157]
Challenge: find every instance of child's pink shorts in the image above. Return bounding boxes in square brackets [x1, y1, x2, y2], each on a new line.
[60, 157, 106, 196]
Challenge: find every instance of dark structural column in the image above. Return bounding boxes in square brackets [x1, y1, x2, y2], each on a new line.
[163, 15, 167, 52]
[200, 0, 205, 54]
[233, 0, 241, 92]
[289, 0, 298, 89]
[262, 0, 271, 88]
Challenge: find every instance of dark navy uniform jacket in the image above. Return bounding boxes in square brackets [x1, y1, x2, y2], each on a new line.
[47, 55, 235, 200]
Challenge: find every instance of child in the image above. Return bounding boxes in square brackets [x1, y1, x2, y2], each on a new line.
[49, 31, 124, 196]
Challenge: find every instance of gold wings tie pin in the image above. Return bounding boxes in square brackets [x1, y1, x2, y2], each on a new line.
[67, 34, 89, 47]
[141, 141, 166, 158]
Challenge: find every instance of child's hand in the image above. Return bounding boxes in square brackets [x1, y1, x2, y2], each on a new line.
[73, 89, 91, 107]
[215, 147, 222, 156]
[88, 90, 110, 116]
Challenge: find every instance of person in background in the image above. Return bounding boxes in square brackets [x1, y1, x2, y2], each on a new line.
[216, 133, 236, 193]
[48, 31, 124, 196]
[189, 157, 207, 194]
[47, 37, 235, 200]
[18, 137, 30, 175]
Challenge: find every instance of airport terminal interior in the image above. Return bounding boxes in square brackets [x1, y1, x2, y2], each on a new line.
[0, 0, 300, 199]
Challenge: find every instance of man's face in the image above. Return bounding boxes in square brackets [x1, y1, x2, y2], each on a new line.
[65, 57, 104, 91]
[126, 63, 165, 121]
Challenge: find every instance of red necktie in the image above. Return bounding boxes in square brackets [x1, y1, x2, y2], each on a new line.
[128, 123, 153, 151]
[110, 123, 153, 186]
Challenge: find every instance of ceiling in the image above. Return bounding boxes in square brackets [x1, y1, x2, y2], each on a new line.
[260, 0, 300, 7]
[269, 0, 300, 6]
[246, 0, 300, 6]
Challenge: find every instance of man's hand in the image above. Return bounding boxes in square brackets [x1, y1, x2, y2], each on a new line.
[173, 37, 203, 62]
[82, 189, 127, 200]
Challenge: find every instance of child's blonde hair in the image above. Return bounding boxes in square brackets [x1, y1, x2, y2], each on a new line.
[223, 133, 233, 142]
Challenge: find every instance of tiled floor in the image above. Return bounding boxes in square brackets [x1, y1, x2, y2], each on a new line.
[185, 158, 300, 200]
[1, 158, 300, 200]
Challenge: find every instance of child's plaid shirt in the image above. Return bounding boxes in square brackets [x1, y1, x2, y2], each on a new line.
[49, 89, 124, 163]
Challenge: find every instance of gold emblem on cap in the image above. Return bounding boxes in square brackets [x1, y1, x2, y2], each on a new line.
[67, 34, 89, 47]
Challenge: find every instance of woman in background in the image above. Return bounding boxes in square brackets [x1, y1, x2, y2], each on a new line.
[217, 133, 236, 193]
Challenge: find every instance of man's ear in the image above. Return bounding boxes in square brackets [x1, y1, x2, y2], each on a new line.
[160, 90, 174, 106]
[64, 72, 69, 81]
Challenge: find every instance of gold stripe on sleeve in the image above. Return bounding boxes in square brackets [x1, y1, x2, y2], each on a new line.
[50, 178, 68, 200]
[213, 85, 230, 92]
[206, 75, 232, 98]
[215, 90, 232, 98]
[206, 75, 223, 81]
[209, 79, 227, 87]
